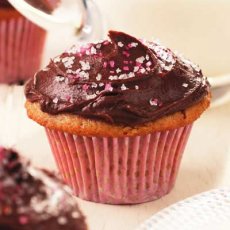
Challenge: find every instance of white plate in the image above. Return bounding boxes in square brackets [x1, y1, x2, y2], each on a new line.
[137, 188, 230, 230]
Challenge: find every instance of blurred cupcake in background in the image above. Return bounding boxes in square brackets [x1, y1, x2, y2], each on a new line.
[0, 146, 87, 229]
[0, 0, 58, 84]
[25, 31, 211, 204]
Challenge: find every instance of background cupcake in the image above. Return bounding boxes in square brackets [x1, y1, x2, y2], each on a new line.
[0, 146, 87, 229]
[0, 0, 58, 84]
[25, 31, 211, 204]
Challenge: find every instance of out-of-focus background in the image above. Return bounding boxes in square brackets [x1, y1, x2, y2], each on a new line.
[45, 0, 230, 77]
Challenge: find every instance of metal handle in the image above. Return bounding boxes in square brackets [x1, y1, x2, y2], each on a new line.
[209, 74, 230, 89]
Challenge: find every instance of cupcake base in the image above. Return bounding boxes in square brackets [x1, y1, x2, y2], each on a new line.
[0, 16, 46, 84]
[45, 124, 192, 204]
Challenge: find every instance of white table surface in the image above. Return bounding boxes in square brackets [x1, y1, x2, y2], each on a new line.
[1, 1, 230, 229]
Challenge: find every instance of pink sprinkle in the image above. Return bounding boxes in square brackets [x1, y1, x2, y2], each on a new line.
[123, 60, 129, 64]
[82, 84, 89, 90]
[65, 95, 71, 101]
[123, 66, 129, 71]
[109, 60, 115, 68]
[103, 41, 109, 45]
[103, 61, 107, 68]
[110, 70, 115, 74]
[68, 74, 78, 79]
[80, 47, 87, 53]
[129, 61, 133, 64]
[146, 61, 152, 67]
[122, 51, 130, 57]
[19, 216, 29, 225]
[105, 83, 112, 91]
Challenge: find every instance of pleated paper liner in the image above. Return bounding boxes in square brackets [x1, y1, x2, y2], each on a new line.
[0, 17, 46, 84]
[46, 124, 192, 204]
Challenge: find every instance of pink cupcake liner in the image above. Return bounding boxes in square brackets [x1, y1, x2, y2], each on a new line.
[45, 124, 193, 204]
[0, 16, 46, 84]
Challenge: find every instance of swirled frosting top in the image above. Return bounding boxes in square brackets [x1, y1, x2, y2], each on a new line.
[25, 31, 210, 125]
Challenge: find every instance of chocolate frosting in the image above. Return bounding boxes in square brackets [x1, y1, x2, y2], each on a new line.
[25, 31, 210, 126]
[0, 147, 87, 230]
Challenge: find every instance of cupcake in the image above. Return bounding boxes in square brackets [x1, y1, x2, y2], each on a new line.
[25, 31, 211, 204]
[0, 147, 87, 229]
[25, 0, 60, 14]
[0, 0, 57, 84]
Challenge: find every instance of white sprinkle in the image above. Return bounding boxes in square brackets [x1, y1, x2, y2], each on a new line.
[58, 217, 67, 225]
[53, 56, 61, 63]
[140, 68, 146, 73]
[109, 75, 118, 80]
[128, 72, 135, 78]
[86, 50, 90, 55]
[96, 44, 102, 49]
[146, 55, 150, 60]
[80, 61, 90, 71]
[62, 56, 75, 68]
[96, 90, 100, 94]
[91, 46, 97, 54]
[118, 42, 124, 47]
[116, 68, 121, 73]
[149, 98, 158, 106]
[118, 74, 128, 79]
[99, 83, 104, 87]
[79, 71, 89, 80]
[146, 67, 150, 71]
[66, 68, 81, 74]
[136, 56, 145, 63]
[53, 97, 58, 104]
[96, 73, 102, 81]
[135, 85, 139, 90]
[67, 45, 79, 54]
[134, 66, 139, 72]
[87, 94, 97, 100]
[121, 84, 128, 90]
[182, 83, 188, 88]
[55, 76, 65, 82]
[130, 42, 138, 47]
[72, 211, 80, 219]
[91, 82, 97, 88]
